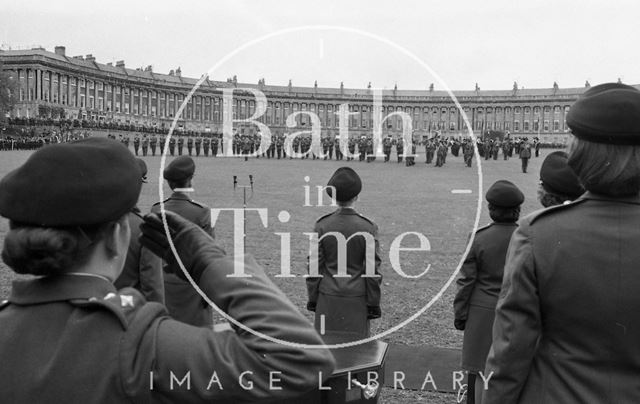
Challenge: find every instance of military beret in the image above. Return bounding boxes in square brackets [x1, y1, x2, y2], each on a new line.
[163, 156, 195, 181]
[567, 82, 640, 145]
[326, 167, 362, 202]
[486, 180, 524, 208]
[136, 158, 148, 183]
[540, 151, 585, 199]
[0, 137, 142, 227]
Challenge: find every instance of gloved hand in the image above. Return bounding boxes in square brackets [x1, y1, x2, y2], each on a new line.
[306, 301, 317, 312]
[367, 306, 382, 319]
[454, 319, 466, 331]
[139, 211, 220, 284]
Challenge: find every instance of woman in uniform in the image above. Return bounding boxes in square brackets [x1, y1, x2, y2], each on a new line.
[484, 83, 640, 403]
[454, 180, 524, 404]
[0, 137, 334, 402]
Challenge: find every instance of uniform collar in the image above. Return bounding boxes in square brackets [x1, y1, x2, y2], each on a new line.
[578, 191, 640, 205]
[9, 275, 116, 305]
[170, 191, 193, 200]
[337, 207, 358, 215]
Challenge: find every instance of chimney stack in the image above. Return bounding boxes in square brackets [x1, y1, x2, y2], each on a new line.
[116, 60, 125, 68]
[85, 54, 95, 62]
[54, 46, 66, 56]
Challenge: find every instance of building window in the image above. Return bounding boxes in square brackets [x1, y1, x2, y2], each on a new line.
[523, 120, 530, 131]
[524, 106, 531, 113]
[514, 106, 521, 113]
[514, 121, 520, 131]
[544, 120, 549, 132]
[554, 120, 560, 131]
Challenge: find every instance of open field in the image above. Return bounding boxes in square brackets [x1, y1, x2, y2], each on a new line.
[0, 146, 558, 403]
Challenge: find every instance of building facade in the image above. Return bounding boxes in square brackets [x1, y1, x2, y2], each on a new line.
[0, 46, 618, 143]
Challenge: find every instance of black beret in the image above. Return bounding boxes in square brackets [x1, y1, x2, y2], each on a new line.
[0, 137, 141, 227]
[567, 82, 640, 145]
[486, 180, 524, 208]
[326, 167, 362, 202]
[163, 156, 195, 181]
[136, 158, 148, 183]
[540, 151, 585, 199]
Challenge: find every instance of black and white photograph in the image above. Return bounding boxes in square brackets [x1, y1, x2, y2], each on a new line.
[1, 1, 640, 403]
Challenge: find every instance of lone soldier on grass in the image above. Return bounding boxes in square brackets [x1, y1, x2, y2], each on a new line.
[519, 139, 532, 173]
[151, 156, 215, 327]
[306, 167, 382, 341]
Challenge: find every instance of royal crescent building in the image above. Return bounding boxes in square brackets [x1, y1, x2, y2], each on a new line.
[0, 45, 618, 143]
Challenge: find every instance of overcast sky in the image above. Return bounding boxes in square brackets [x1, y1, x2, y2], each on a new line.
[2, 0, 638, 92]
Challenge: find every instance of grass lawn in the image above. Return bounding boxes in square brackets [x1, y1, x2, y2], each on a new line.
[0, 145, 556, 403]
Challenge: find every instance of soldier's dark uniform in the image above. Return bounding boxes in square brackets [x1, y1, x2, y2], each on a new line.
[347, 137, 356, 161]
[454, 180, 524, 404]
[334, 136, 343, 160]
[150, 136, 158, 156]
[202, 136, 210, 156]
[0, 138, 334, 401]
[382, 136, 393, 162]
[212, 135, 219, 156]
[195, 136, 202, 157]
[177, 136, 184, 155]
[141, 135, 149, 156]
[395, 137, 404, 163]
[187, 136, 194, 156]
[151, 157, 216, 327]
[306, 168, 382, 341]
[168, 137, 176, 156]
[133, 135, 140, 155]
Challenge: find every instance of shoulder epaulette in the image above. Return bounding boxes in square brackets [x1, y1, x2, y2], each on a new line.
[529, 198, 587, 225]
[316, 211, 335, 223]
[189, 199, 206, 208]
[152, 198, 171, 207]
[475, 223, 493, 234]
[357, 213, 376, 226]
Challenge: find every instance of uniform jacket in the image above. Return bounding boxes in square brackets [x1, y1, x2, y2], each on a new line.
[0, 248, 335, 403]
[453, 222, 518, 324]
[484, 192, 640, 403]
[151, 191, 215, 326]
[306, 207, 382, 307]
[114, 210, 165, 304]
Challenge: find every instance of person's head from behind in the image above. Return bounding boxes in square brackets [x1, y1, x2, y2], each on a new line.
[486, 180, 524, 223]
[163, 156, 195, 190]
[538, 151, 585, 207]
[567, 82, 640, 197]
[0, 138, 143, 280]
[326, 167, 362, 208]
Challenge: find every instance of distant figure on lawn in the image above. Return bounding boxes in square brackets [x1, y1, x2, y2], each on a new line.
[306, 167, 383, 341]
